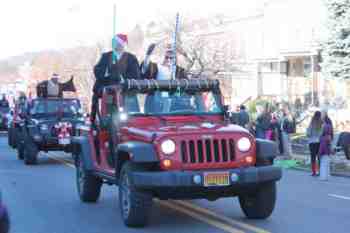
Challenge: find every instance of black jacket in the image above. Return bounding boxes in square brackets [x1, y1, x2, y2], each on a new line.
[36, 77, 76, 98]
[94, 51, 140, 86]
[140, 61, 187, 80]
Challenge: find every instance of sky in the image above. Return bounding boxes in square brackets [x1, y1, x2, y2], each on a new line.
[0, 0, 262, 60]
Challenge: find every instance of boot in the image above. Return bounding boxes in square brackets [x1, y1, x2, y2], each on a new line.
[311, 162, 317, 176]
[316, 160, 320, 176]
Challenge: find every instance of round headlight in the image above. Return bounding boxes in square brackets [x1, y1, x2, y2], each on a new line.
[161, 139, 176, 155]
[119, 113, 128, 122]
[237, 137, 251, 152]
[40, 124, 48, 131]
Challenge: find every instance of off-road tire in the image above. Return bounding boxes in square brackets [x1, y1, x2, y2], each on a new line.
[344, 145, 350, 160]
[0, 210, 10, 233]
[119, 162, 153, 227]
[76, 153, 102, 202]
[12, 127, 20, 149]
[239, 182, 276, 219]
[16, 134, 24, 160]
[7, 127, 13, 148]
[23, 137, 38, 165]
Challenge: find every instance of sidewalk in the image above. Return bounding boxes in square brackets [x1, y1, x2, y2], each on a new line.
[274, 153, 350, 178]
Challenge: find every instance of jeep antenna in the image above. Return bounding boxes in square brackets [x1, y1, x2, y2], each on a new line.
[171, 13, 180, 80]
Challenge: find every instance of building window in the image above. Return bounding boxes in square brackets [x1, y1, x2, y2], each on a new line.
[260, 62, 279, 73]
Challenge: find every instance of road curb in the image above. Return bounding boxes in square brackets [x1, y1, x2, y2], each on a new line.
[290, 166, 350, 178]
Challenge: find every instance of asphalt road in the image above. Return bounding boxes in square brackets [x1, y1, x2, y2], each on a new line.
[0, 136, 349, 233]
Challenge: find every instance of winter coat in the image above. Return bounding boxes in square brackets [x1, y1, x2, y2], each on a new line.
[140, 61, 187, 80]
[281, 116, 296, 134]
[306, 124, 323, 144]
[255, 113, 271, 138]
[319, 122, 334, 156]
[93, 51, 141, 95]
[36, 79, 76, 98]
[238, 110, 250, 127]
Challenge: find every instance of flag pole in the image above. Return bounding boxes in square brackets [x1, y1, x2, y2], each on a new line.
[171, 13, 180, 80]
[112, 4, 117, 65]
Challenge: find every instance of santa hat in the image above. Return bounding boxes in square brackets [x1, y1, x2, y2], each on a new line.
[115, 33, 128, 48]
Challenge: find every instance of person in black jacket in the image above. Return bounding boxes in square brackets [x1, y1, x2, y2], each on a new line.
[36, 74, 76, 98]
[140, 44, 187, 80]
[91, 33, 141, 123]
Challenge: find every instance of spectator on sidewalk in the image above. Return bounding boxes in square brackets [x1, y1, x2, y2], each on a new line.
[306, 111, 323, 176]
[280, 108, 296, 157]
[237, 105, 250, 128]
[319, 110, 334, 181]
[255, 104, 272, 139]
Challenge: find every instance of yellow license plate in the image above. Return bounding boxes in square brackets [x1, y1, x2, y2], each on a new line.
[204, 172, 230, 187]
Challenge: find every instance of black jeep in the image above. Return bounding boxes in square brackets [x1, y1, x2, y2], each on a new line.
[17, 97, 85, 165]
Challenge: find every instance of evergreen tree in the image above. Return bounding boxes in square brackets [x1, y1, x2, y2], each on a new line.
[322, 0, 350, 79]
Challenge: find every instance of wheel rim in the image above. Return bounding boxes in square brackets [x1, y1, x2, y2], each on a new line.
[120, 171, 131, 218]
[77, 159, 85, 194]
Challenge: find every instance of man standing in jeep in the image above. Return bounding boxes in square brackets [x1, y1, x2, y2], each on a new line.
[91, 33, 141, 123]
[140, 44, 187, 80]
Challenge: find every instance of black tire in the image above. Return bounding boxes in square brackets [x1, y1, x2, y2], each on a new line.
[344, 145, 350, 160]
[0, 210, 10, 233]
[16, 134, 24, 160]
[12, 127, 20, 149]
[76, 153, 102, 202]
[119, 162, 153, 227]
[23, 137, 38, 165]
[7, 127, 13, 148]
[239, 182, 276, 219]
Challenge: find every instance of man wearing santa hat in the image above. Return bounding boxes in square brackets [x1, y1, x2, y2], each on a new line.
[91, 33, 141, 123]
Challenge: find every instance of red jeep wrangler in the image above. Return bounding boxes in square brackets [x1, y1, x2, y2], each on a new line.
[73, 79, 282, 227]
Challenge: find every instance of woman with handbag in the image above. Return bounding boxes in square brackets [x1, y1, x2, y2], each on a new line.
[319, 111, 334, 181]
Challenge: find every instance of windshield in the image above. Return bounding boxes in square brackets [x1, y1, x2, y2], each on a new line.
[123, 90, 223, 116]
[30, 99, 81, 118]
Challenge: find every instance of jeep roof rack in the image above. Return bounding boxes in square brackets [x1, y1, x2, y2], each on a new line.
[118, 79, 220, 92]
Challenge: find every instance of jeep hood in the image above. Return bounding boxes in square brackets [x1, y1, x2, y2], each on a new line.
[124, 122, 249, 141]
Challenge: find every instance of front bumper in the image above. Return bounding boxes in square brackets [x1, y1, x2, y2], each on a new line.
[131, 166, 282, 189]
[32, 135, 73, 150]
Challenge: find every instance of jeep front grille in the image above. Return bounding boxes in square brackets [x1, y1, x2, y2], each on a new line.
[180, 138, 236, 164]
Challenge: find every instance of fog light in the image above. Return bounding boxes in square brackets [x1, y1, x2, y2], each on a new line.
[231, 173, 239, 182]
[162, 159, 172, 168]
[33, 135, 42, 141]
[193, 175, 202, 185]
[245, 156, 254, 164]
